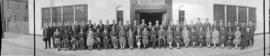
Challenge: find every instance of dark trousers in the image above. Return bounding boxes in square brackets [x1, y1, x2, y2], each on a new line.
[151, 36, 157, 47]
[52, 37, 56, 48]
[103, 38, 110, 49]
[78, 39, 85, 49]
[45, 38, 51, 49]
[159, 38, 166, 47]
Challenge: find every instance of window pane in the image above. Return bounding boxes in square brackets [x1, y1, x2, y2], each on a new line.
[63, 6, 74, 23]
[42, 8, 51, 27]
[227, 6, 237, 25]
[52, 7, 62, 23]
[248, 8, 256, 22]
[238, 7, 247, 23]
[117, 11, 123, 23]
[179, 10, 185, 23]
[214, 5, 225, 24]
[75, 5, 88, 23]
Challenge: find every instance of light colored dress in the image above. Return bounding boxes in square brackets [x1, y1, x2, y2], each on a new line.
[87, 31, 94, 46]
[212, 30, 219, 44]
[234, 31, 241, 44]
[182, 29, 190, 43]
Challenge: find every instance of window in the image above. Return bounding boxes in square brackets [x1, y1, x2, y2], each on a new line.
[213, 4, 256, 25]
[179, 10, 185, 23]
[227, 6, 237, 25]
[248, 8, 256, 22]
[41, 4, 88, 27]
[52, 7, 62, 23]
[42, 8, 51, 27]
[214, 5, 225, 24]
[63, 6, 74, 23]
[75, 5, 88, 23]
[117, 11, 123, 23]
[238, 6, 247, 23]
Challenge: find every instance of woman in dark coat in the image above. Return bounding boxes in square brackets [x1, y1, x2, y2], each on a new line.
[197, 27, 205, 48]
[226, 28, 234, 49]
[219, 27, 227, 48]
[240, 27, 252, 49]
[78, 28, 86, 49]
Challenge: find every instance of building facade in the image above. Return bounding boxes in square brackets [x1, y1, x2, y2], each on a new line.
[29, 0, 269, 34]
[3, 0, 29, 34]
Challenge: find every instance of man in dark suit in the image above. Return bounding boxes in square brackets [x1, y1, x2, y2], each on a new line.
[43, 23, 51, 49]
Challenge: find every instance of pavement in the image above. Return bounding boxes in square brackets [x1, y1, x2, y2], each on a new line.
[1, 32, 270, 56]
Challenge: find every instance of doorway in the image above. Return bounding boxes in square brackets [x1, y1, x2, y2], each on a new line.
[139, 13, 163, 25]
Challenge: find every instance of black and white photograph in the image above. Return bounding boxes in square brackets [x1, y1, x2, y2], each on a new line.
[1, 0, 270, 56]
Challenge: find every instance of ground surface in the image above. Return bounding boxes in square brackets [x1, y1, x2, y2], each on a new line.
[1, 32, 270, 56]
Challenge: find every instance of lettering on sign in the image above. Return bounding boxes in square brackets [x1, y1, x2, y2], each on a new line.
[137, 0, 165, 5]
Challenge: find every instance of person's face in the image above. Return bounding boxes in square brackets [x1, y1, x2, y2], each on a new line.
[134, 21, 137, 24]
[237, 27, 240, 30]
[246, 28, 250, 31]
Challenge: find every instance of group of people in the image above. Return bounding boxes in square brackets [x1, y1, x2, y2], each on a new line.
[42, 18, 256, 51]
